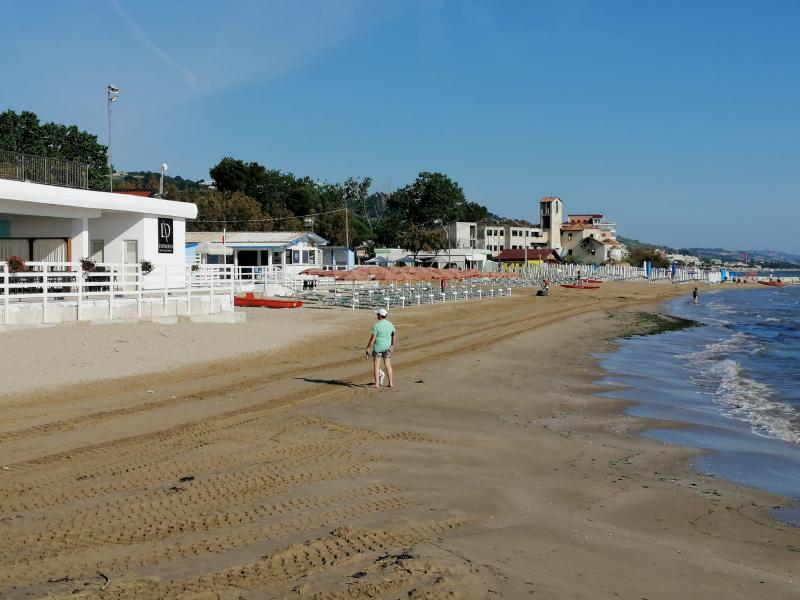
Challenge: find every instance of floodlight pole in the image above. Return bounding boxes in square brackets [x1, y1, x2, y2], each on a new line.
[106, 85, 119, 192]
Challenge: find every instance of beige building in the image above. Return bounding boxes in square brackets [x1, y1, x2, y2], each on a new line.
[561, 222, 622, 264]
[447, 196, 621, 263]
[567, 213, 617, 240]
[539, 196, 563, 250]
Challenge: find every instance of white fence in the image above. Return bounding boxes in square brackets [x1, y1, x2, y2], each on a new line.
[233, 266, 298, 295]
[0, 262, 235, 326]
[521, 263, 713, 283]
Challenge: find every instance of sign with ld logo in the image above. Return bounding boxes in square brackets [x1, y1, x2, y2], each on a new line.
[158, 218, 174, 253]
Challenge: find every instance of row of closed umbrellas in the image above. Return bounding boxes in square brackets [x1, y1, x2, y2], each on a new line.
[299, 266, 521, 282]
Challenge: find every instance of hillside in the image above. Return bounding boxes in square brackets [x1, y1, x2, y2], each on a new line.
[617, 236, 677, 254]
[681, 247, 800, 267]
[114, 170, 205, 192]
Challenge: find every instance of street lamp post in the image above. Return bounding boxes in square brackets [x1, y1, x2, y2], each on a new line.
[434, 219, 452, 268]
[159, 162, 168, 197]
[106, 85, 119, 192]
[524, 230, 528, 279]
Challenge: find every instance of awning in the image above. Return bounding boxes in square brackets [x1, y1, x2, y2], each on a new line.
[195, 241, 233, 256]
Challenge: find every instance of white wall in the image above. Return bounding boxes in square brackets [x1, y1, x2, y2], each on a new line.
[87, 214, 186, 266]
[141, 216, 186, 266]
[88, 213, 145, 263]
[8, 216, 72, 237]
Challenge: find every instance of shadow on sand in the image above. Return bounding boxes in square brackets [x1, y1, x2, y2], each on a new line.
[294, 377, 367, 388]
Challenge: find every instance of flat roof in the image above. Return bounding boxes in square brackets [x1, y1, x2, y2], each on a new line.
[186, 231, 329, 246]
[0, 178, 197, 219]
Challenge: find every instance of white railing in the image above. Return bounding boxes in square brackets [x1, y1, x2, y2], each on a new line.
[0, 261, 235, 325]
[233, 266, 298, 295]
[515, 263, 715, 283]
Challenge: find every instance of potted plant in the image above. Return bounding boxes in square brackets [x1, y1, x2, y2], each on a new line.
[80, 257, 97, 272]
[6, 255, 25, 273]
[140, 260, 154, 275]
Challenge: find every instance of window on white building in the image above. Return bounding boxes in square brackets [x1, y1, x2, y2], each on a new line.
[91, 239, 104, 262]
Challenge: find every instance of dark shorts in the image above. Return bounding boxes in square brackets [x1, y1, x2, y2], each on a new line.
[372, 349, 392, 359]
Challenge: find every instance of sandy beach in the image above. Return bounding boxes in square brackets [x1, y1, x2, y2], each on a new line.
[1, 282, 797, 599]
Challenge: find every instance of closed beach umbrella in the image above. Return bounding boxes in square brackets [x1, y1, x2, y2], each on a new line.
[335, 269, 372, 281]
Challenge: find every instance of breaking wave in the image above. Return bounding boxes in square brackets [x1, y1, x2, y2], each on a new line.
[685, 333, 800, 445]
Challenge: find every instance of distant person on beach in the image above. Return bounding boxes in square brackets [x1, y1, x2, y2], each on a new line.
[692, 287, 700, 304]
[365, 308, 395, 389]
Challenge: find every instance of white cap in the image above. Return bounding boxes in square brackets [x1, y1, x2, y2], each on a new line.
[376, 308, 388, 317]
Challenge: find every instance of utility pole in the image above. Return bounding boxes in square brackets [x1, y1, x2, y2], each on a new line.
[345, 205, 350, 250]
[344, 205, 353, 267]
[524, 233, 528, 278]
[443, 222, 452, 268]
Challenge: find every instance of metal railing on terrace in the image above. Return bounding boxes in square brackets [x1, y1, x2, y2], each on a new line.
[0, 150, 89, 189]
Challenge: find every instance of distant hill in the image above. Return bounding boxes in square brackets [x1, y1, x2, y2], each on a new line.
[114, 170, 204, 192]
[681, 247, 800, 267]
[617, 236, 677, 254]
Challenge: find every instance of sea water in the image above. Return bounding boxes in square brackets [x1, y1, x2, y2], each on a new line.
[598, 282, 800, 526]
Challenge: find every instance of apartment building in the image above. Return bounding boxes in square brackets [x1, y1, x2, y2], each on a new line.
[445, 221, 479, 249]
[481, 224, 546, 253]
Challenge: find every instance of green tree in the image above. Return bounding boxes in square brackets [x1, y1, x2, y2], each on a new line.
[462, 201, 489, 222]
[311, 181, 371, 248]
[181, 190, 267, 232]
[0, 110, 109, 190]
[396, 224, 446, 259]
[342, 176, 374, 233]
[286, 183, 319, 215]
[209, 157, 299, 216]
[388, 172, 468, 227]
[628, 247, 670, 268]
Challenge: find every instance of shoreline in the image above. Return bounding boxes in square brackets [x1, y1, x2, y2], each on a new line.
[1, 282, 797, 598]
[597, 286, 800, 527]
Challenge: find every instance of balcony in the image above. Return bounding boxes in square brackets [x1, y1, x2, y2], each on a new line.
[0, 150, 89, 189]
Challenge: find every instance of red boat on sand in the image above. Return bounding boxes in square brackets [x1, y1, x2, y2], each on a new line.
[759, 280, 785, 288]
[234, 292, 304, 308]
[561, 284, 601, 290]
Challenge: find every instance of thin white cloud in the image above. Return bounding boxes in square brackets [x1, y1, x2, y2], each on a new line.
[109, 0, 199, 90]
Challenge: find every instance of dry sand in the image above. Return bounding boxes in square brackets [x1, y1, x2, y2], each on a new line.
[0, 306, 362, 396]
[0, 282, 797, 599]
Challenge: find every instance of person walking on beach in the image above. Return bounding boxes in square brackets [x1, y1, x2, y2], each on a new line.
[692, 287, 700, 304]
[365, 308, 395, 388]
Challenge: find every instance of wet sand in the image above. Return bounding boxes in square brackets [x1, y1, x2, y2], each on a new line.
[0, 282, 796, 599]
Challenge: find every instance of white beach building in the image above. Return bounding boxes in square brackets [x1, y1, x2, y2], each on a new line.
[185, 231, 329, 275]
[0, 178, 195, 267]
[0, 172, 235, 328]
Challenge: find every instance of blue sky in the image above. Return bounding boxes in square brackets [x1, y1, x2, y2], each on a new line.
[1, 0, 798, 252]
